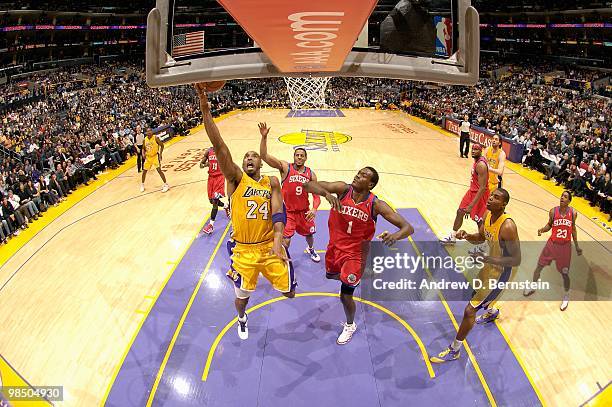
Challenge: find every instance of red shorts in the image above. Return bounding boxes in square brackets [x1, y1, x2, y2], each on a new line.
[284, 210, 316, 238]
[460, 189, 490, 222]
[538, 240, 571, 272]
[207, 175, 225, 200]
[325, 244, 365, 287]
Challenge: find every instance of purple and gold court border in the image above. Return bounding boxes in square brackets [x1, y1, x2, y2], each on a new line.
[103, 209, 542, 407]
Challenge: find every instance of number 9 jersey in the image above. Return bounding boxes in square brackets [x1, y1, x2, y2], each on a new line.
[230, 174, 274, 244]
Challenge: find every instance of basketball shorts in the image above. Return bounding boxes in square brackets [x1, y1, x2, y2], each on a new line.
[144, 156, 160, 170]
[325, 244, 366, 288]
[284, 210, 316, 238]
[538, 240, 571, 272]
[460, 189, 490, 222]
[226, 240, 296, 293]
[470, 265, 512, 310]
[207, 175, 225, 200]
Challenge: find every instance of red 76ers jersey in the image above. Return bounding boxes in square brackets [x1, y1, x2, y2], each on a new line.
[550, 206, 573, 243]
[470, 156, 489, 192]
[207, 148, 221, 177]
[281, 164, 313, 212]
[328, 186, 377, 254]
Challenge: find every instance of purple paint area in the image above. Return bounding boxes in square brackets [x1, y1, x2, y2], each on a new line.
[107, 210, 540, 407]
[286, 109, 345, 118]
[407, 208, 541, 406]
[105, 217, 231, 407]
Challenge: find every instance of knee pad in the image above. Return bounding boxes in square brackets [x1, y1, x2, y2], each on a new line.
[340, 283, 356, 295]
[234, 286, 251, 299]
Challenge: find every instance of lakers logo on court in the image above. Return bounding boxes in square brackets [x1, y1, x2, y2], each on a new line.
[279, 129, 351, 152]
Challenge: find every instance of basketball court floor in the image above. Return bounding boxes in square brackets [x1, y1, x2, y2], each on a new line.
[0, 109, 610, 406]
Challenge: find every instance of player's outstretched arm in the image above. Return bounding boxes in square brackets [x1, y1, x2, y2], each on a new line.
[305, 171, 321, 221]
[270, 176, 288, 261]
[195, 83, 241, 185]
[485, 219, 521, 268]
[537, 208, 554, 235]
[374, 200, 414, 246]
[303, 180, 348, 212]
[259, 123, 289, 176]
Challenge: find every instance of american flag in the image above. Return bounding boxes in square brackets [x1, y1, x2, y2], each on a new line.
[172, 31, 205, 57]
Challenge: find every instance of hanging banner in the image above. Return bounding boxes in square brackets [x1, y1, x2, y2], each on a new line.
[217, 0, 377, 72]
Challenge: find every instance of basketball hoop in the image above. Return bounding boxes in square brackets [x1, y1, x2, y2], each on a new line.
[284, 76, 331, 110]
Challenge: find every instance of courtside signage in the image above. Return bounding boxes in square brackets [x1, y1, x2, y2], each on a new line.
[217, 0, 377, 72]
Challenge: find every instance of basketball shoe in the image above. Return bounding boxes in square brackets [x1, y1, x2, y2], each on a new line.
[237, 313, 248, 340]
[476, 308, 499, 324]
[439, 232, 456, 245]
[430, 347, 460, 363]
[307, 247, 320, 262]
[202, 223, 214, 235]
[337, 322, 357, 345]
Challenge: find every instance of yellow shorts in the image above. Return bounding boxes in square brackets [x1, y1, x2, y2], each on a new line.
[144, 156, 160, 170]
[226, 240, 296, 293]
[470, 265, 512, 310]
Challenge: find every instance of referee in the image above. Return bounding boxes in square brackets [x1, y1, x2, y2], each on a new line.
[459, 115, 471, 158]
[135, 126, 145, 172]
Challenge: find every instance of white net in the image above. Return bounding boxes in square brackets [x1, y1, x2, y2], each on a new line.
[284, 76, 331, 110]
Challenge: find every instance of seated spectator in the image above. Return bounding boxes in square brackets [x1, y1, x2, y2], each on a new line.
[36, 175, 59, 207]
[48, 173, 68, 202]
[55, 164, 72, 195]
[3, 190, 28, 229]
[26, 179, 46, 213]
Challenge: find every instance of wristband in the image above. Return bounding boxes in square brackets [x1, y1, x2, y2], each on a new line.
[272, 212, 286, 225]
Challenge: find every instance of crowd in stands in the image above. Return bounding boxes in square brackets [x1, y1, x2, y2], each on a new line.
[1, 58, 610, 244]
[0, 62, 203, 244]
[409, 58, 611, 220]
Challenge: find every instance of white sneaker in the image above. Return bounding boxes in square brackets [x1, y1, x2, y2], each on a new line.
[140, 183, 145, 192]
[439, 233, 456, 245]
[237, 314, 248, 340]
[560, 294, 569, 311]
[161, 183, 169, 193]
[469, 243, 488, 257]
[307, 248, 321, 263]
[523, 287, 536, 297]
[337, 322, 357, 345]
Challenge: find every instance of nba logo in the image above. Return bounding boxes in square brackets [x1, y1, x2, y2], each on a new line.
[434, 16, 453, 57]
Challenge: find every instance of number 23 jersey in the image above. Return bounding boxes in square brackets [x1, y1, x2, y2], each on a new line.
[230, 174, 274, 244]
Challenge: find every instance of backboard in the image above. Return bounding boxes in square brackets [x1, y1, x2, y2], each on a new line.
[146, 0, 479, 87]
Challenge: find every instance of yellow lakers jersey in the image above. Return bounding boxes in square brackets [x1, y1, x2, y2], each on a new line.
[230, 174, 274, 244]
[144, 136, 158, 158]
[485, 147, 501, 190]
[483, 211, 513, 279]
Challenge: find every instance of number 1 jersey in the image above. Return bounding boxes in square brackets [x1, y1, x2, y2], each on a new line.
[328, 186, 377, 255]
